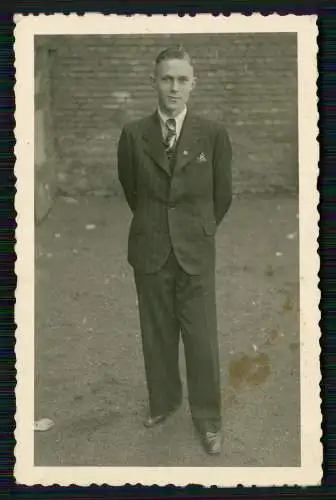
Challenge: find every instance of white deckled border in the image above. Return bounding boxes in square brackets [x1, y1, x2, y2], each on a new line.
[14, 13, 321, 487]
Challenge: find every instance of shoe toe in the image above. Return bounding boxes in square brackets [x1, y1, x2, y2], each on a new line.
[144, 414, 166, 428]
[203, 432, 221, 455]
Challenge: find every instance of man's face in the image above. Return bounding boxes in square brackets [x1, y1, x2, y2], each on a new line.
[152, 58, 196, 116]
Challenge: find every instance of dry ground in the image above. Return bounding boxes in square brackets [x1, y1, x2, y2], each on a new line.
[34, 193, 300, 467]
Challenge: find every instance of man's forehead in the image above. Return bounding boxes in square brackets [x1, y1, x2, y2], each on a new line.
[156, 58, 194, 76]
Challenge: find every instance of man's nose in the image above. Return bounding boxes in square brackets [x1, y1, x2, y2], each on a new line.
[171, 80, 179, 92]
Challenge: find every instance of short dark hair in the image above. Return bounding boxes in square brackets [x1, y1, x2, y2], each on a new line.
[155, 45, 193, 68]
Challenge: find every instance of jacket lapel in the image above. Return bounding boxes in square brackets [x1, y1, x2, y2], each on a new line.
[141, 111, 205, 176]
[174, 112, 204, 173]
[142, 112, 171, 176]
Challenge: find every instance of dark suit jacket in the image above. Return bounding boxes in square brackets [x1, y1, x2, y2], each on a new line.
[117, 110, 232, 275]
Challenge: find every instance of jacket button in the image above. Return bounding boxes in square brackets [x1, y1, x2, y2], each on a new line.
[168, 202, 176, 209]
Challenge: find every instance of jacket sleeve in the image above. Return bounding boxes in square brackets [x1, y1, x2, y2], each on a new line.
[213, 124, 233, 226]
[117, 125, 137, 213]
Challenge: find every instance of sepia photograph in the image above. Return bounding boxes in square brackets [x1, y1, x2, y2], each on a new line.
[14, 14, 320, 487]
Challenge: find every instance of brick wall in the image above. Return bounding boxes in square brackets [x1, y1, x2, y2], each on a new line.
[40, 33, 298, 196]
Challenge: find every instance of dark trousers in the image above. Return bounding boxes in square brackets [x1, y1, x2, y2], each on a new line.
[134, 251, 222, 433]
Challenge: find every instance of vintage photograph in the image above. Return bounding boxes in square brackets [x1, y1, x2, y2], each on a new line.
[14, 14, 320, 487]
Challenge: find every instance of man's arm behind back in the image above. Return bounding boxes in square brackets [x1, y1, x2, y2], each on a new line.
[117, 125, 137, 213]
[212, 123, 233, 226]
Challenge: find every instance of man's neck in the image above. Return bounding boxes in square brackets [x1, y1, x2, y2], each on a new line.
[158, 105, 187, 120]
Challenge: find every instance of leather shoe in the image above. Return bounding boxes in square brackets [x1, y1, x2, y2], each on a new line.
[144, 414, 167, 428]
[200, 431, 222, 455]
[144, 405, 180, 428]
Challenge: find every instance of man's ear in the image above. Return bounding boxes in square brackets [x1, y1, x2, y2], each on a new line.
[190, 76, 197, 92]
[150, 73, 156, 89]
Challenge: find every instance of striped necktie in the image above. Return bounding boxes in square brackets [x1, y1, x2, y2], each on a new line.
[165, 118, 177, 151]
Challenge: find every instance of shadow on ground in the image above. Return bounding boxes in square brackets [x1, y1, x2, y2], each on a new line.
[34, 193, 300, 467]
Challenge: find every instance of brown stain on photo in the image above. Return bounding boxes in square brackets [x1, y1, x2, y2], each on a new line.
[228, 353, 271, 390]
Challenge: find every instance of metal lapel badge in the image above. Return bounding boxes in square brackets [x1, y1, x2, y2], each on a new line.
[197, 152, 207, 163]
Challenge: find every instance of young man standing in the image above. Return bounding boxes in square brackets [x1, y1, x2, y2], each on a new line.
[117, 46, 232, 455]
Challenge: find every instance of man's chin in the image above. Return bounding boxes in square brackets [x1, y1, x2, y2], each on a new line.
[163, 101, 184, 113]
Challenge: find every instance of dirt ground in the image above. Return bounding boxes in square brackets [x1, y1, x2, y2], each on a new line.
[34, 192, 300, 467]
